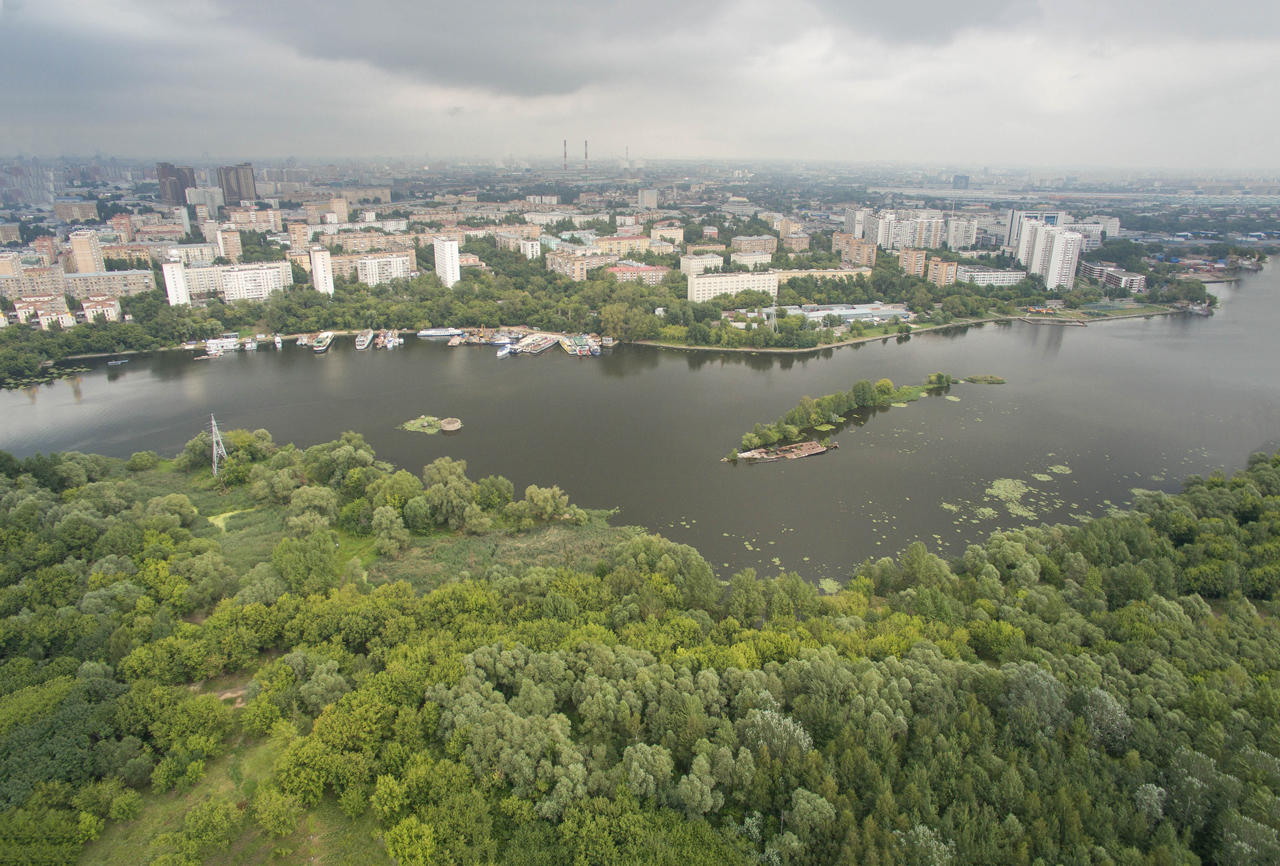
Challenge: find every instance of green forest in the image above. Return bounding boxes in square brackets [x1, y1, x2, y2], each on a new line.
[2, 427, 1280, 864]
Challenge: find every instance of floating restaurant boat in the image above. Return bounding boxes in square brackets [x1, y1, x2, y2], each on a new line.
[205, 334, 241, 353]
[312, 331, 335, 353]
[355, 329, 375, 350]
[417, 327, 465, 338]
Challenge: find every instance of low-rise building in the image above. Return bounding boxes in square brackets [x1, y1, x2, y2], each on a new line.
[607, 262, 670, 286]
[731, 250, 773, 270]
[687, 270, 779, 303]
[227, 207, 282, 233]
[168, 243, 220, 266]
[956, 265, 1028, 287]
[1102, 269, 1147, 293]
[14, 293, 76, 329]
[651, 227, 683, 246]
[680, 253, 724, 276]
[80, 294, 122, 323]
[53, 199, 99, 222]
[596, 235, 651, 256]
[545, 250, 618, 281]
[64, 270, 155, 300]
[731, 235, 778, 254]
[782, 234, 810, 252]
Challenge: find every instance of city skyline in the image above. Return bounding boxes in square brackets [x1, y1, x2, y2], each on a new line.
[2, 0, 1278, 171]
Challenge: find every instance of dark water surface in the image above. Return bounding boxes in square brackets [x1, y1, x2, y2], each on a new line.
[4, 267, 1278, 581]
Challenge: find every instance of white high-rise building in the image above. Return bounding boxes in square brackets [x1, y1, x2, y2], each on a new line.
[434, 237, 460, 288]
[638, 188, 658, 209]
[356, 252, 413, 286]
[162, 261, 190, 306]
[1007, 209, 1069, 250]
[945, 217, 978, 249]
[1015, 220, 1044, 268]
[844, 208, 871, 239]
[1043, 230, 1083, 290]
[310, 247, 334, 295]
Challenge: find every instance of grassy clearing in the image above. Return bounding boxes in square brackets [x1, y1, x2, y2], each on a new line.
[81, 734, 390, 866]
[217, 507, 287, 574]
[372, 513, 639, 592]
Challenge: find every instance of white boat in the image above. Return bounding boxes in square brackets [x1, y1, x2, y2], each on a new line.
[243, 339, 258, 351]
[274, 334, 282, 349]
[313, 331, 335, 353]
[496, 345, 511, 359]
[417, 327, 465, 338]
[355, 329, 375, 350]
[205, 334, 240, 353]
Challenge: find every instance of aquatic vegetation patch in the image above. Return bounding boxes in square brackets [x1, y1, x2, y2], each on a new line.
[1048, 464, 1072, 475]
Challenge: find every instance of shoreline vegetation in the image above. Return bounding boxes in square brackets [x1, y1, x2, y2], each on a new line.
[638, 305, 1183, 355]
[2, 429, 1279, 864]
[727, 373, 958, 462]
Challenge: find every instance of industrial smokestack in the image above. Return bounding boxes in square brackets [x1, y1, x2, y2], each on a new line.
[563, 139, 567, 171]
[584, 139, 588, 171]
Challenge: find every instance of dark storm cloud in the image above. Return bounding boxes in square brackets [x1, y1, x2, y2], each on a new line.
[0, 0, 1277, 167]
[201, 0, 729, 97]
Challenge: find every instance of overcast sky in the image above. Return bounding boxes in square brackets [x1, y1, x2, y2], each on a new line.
[1, 0, 1277, 171]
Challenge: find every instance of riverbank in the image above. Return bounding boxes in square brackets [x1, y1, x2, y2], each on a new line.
[636, 306, 1182, 355]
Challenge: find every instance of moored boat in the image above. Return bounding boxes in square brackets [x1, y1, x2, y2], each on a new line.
[417, 327, 465, 338]
[243, 339, 258, 351]
[313, 331, 335, 353]
[355, 329, 375, 350]
[274, 334, 283, 349]
[496, 345, 511, 359]
[107, 359, 129, 366]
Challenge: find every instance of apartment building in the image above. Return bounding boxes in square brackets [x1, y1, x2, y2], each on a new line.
[356, 252, 414, 286]
[899, 248, 927, 277]
[545, 250, 618, 281]
[162, 260, 292, 305]
[69, 230, 105, 274]
[686, 270, 779, 303]
[434, 237, 461, 288]
[680, 253, 724, 276]
[926, 258, 959, 287]
[731, 235, 778, 254]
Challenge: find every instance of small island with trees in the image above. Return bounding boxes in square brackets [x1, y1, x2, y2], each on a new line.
[727, 373, 956, 462]
[398, 415, 462, 435]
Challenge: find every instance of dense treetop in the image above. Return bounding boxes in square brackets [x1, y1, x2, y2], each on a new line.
[1, 428, 1280, 863]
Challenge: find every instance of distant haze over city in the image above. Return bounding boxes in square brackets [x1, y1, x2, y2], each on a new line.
[2, 0, 1278, 171]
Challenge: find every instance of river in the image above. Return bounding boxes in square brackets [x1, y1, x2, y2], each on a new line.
[3, 267, 1277, 582]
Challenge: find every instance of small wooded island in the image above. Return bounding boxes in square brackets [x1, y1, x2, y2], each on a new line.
[727, 373, 959, 462]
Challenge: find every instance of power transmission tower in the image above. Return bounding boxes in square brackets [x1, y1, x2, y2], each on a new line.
[210, 414, 228, 477]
